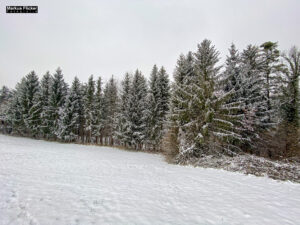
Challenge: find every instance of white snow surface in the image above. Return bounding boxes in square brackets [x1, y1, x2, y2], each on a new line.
[0, 135, 300, 225]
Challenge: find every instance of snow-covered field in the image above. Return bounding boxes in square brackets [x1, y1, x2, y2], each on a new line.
[0, 135, 299, 225]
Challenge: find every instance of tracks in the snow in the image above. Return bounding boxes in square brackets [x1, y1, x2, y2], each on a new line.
[5, 190, 38, 225]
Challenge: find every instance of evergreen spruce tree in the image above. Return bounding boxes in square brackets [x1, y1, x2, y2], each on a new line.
[220, 44, 249, 147]
[0, 86, 12, 127]
[57, 77, 83, 142]
[240, 45, 267, 135]
[173, 40, 244, 160]
[49, 67, 68, 139]
[103, 76, 118, 145]
[221, 44, 243, 100]
[116, 73, 132, 147]
[21, 71, 41, 136]
[171, 51, 195, 126]
[155, 66, 170, 149]
[157, 67, 170, 119]
[0, 86, 12, 105]
[170, 51, 196, 152]
[83, 75, 95, 143]
[93, 76, 105, 144]
[7, 82, 24, 134]
[146, 65, 160, 149]
[39, 72, 52, 138]
[128, 70, 148, 150]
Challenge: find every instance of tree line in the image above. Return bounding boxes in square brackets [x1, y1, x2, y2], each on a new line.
[0, 39, 299, 160]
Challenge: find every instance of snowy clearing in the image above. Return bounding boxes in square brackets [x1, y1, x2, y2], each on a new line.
[0, 135, 300, 225]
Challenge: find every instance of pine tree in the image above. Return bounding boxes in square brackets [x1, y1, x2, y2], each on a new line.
[128, 70, 148, 149]
[57, 77, 83, 142]
[39, 72, 52, 138]
[103, 76, 118, 145]
[49, 67, 68, 139]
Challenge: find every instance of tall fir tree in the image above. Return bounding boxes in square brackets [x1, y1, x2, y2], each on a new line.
[7, 81, 25, 134]
[221, 44, 243, 100]
[157, 67, 170, 119]
[57, 77, 83, 142]
[83, 75, 95, 143]
[116, 73, 132, 147]
[49, 67, 68, 139]
[155, 66, 170, 149]
[93, 76, 105, 144]
[0, 86, 12, 105]
[171, 51, 195, 129]
[240, 45, 268, 134]
[0, 86, 12, 126]
[21, 71, 41, 136]
[39, 71, 52, 138]
[220, 44, 248, 147]
[103, 76, 118, 145]
[172, 40, 244, 160]
[146, 65, 160, 149]
[128, 70, 148, 149]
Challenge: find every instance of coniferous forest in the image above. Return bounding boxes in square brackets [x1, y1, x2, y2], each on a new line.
[0, 40, 299, 163]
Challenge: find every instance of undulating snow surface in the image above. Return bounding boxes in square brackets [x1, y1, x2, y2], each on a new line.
[0, 135, 299, 225]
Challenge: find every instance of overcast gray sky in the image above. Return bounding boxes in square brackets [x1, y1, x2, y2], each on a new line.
[1, 0, 300, 88]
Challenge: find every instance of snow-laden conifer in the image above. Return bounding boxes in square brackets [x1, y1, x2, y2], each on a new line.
[21, 71, 41, 136]
[0, 86, 12, 125]
[154, 66, 170, 149]
[116, 73, 132, 147]
[260, 41, 283, 124]
[57, 77, 83, 142]
[83, 75, 95, 143]
[103, 76, 118, 145]
[128, 70, 148, 149]
[145, 65, 160, 149]
[49, 67, 68, 139]
[93, 76, 105, 144]
[239, 45, 269, 137]
[39, 72, 52, 138]
[7, 81, 25, 134]
[173, 40, 245, 160]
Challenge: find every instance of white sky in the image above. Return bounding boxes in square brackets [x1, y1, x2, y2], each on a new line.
[0, 0, 300, 88]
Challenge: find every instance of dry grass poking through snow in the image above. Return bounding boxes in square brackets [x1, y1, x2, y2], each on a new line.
[175, 154, 300, 183]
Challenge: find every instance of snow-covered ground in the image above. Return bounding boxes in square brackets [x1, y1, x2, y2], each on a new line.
[0, 135, 299, 225]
